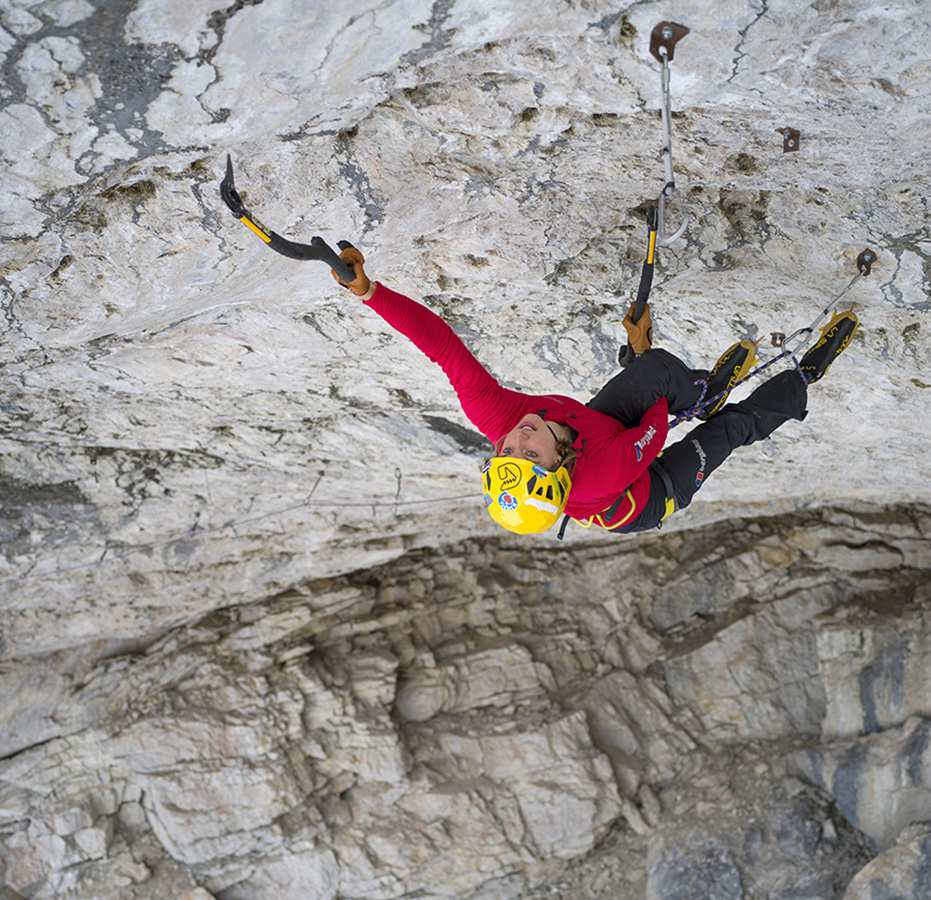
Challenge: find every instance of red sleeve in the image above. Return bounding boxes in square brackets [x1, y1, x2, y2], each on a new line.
[363, 284, 530, 441]
[602, 398, 669, 492]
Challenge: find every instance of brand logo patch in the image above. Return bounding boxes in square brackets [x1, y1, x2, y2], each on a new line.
[634, 426, 657, 462]
[496, 462, 522, 490]
[499, 492, 518, 511]
[692, 439, 707, 487]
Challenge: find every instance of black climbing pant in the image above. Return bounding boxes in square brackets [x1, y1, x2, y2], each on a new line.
[587, 349, 809, 532]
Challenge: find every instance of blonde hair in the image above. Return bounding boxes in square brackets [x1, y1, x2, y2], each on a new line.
[551, 436, 578, 475]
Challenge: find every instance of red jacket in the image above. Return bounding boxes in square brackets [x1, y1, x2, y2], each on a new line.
[364, 284, 667, 527]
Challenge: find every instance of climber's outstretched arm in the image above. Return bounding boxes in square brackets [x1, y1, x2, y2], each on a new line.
[331, 249, 532, 443]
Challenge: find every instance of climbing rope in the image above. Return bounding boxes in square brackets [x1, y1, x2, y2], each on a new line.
[669, 346, 793, 428]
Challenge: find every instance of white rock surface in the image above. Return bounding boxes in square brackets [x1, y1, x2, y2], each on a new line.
[1, 1, 931, 898]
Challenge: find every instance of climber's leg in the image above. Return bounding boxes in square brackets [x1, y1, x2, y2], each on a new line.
[588, 348, 706, 427]
[660, 369, 808, 511]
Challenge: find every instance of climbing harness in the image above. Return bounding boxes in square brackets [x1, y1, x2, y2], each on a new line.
[668, 249, 877, 428]
[573, 489, 637, 533]
[556, 457, 676, 540]
[650, 21, 690, 247]
[220, 154, 357, 283]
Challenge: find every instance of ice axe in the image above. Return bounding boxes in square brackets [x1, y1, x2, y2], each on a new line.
[618, 206, 658, 368]
[220, 154, 356, 283]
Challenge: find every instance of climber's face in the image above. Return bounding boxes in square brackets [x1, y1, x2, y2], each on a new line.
[499, 414, 561, 470]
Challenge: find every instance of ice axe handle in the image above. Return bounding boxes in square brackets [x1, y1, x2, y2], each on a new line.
[618, 208, 658, 368]
[631, 209, 657, 323]
[313, 237, 356, 283]
[219, 155, 357, 282]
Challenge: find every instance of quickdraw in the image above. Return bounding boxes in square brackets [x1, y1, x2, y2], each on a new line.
[669, 249, 877, 428]
[769, 249, 876, 354]
[220, 154, 356, 283]
[650, 21, 690, 247]
[618, 22, 689, 367]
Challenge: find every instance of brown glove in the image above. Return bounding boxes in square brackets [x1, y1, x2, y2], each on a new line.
[332, 247, 371, 296]
[623, 302, 653, 355]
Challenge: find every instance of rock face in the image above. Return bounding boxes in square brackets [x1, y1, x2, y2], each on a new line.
[3, 506, 930, 899]
[1, 1, 930, 899]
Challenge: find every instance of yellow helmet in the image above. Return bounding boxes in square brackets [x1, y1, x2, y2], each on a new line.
[480, 458, 573, 534]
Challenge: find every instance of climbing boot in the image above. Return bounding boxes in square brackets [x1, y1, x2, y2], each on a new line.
[798, 310, 858, 384]
[697, 340, 757, 420]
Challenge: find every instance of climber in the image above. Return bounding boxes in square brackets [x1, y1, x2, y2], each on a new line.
[331, 248, 858, 537]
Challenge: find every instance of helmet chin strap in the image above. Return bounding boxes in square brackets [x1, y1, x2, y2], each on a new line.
[544, 422, 570, 470]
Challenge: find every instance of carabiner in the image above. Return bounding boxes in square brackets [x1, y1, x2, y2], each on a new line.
[650, 22, 690, 246]
[775, 248, 876, 354]
[657, 184, 689, 246]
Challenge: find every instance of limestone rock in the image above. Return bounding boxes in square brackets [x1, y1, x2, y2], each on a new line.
[647, 836, 743, 900]
[841, 825, 931, 900]
[817, 595, 931, 740]
[2, 1, 931, 898]
[793, 716, 931, 849]
[1, 505, 928, 898]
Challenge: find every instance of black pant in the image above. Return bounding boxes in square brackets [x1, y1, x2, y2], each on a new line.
[587, 349, 808, 532]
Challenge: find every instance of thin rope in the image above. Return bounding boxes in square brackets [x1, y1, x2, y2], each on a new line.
[668, 349, 798, 428]
[5, 336, 824, 588]
[1, 492, 480, 589]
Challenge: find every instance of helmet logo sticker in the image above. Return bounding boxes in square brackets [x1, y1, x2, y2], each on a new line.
[531, 464, 548, 478]
[496, 462, 523, 490]
[499, 492, 518, 511]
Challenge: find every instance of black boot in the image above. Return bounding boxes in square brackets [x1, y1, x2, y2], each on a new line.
[698, 340, 757, 419]
[798, 311, 858, 384]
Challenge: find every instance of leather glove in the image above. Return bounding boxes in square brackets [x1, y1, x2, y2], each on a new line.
[332, 247, 371, 296]
[623, 301, 653, 355]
